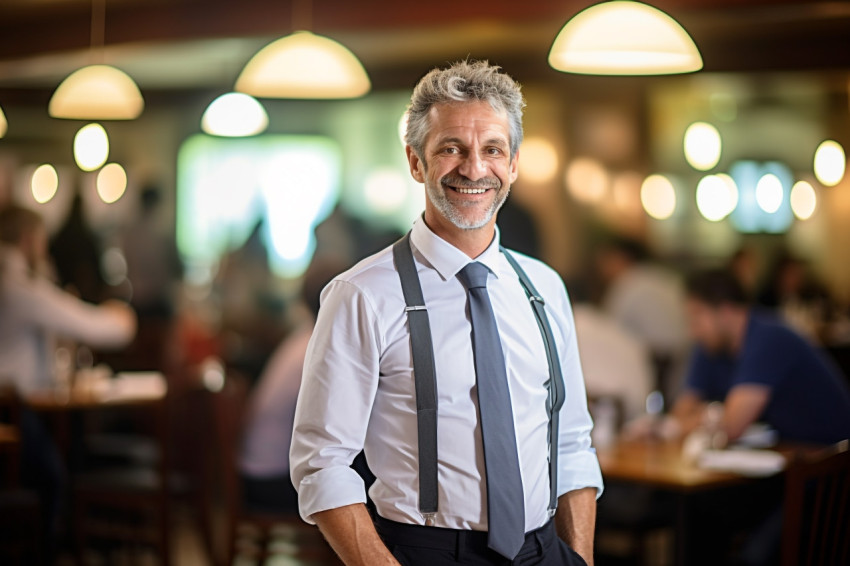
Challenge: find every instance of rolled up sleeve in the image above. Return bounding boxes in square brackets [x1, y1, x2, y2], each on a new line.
[552, 292, 604, 499]
[289, 279, 382, 523]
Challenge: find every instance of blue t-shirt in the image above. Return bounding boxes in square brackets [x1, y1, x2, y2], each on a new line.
[685, 311, 850, 444]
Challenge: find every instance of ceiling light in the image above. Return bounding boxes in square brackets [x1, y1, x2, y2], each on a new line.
[813, 140, 845, 187]
[201, 92, 269, 137]
[49, 64, 144, 120]
[0, 105, 7, 138]
[74, 123, 109, 171]
[235, 31, 370, 99]
[549, 1, 703, 75]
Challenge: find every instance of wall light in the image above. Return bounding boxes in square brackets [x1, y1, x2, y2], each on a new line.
[0, 105, 7, 138]
[549, 1, 702, 75]
[201, 92, 269, 137]
[236, 31, 370, 99]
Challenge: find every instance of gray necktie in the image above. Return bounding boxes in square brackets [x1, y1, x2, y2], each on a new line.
[457, 262, 525, 560]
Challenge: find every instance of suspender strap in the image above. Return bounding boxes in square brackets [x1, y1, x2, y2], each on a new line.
[392, 233, 439, 518]
[393, 231, 567, 518]
[500, 247, 566, 513]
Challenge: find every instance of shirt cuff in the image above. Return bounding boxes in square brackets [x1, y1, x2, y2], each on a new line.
[557, 448, 605, 500]
[296, 466, 368, 524]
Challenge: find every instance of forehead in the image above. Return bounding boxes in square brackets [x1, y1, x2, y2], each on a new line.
[425, 101, 510, 144]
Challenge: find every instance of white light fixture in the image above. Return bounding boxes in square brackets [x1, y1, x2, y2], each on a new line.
[684, 121, 721, 171]
[235, 30, 370, 99]
[201, 92, 269, 137]
[96, 162, 127, 203]
[549, 1, 703, 75]
[74, 123, 109, 171]
[0, 105, 7, 138]
[48, 0, 144, 120]
[813, 140, 845, 187]
[32, 164, 59, 204]
[50, 65, 144, 120]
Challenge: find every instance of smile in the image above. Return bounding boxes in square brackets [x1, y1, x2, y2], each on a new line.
[454, 187, 488, 194]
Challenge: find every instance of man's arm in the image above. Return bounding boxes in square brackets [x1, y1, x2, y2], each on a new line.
[721, 383, 770, 442]
[555, 487, 597, 566]
[313, 503, 400, 566]
[670, 390, 708, 437]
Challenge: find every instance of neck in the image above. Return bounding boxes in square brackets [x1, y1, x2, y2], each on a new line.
[422, 211, 496, 258]
[727, 308, 750, 354]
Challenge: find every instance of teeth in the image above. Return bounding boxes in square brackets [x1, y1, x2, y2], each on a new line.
[455, 187, 486, 194]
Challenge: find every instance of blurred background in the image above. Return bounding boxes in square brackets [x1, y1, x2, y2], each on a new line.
[1, 1, 849, 565]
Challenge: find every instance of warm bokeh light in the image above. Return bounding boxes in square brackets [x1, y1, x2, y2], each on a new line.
[0, 105, 7, 138]
[201, 92, 269, 137]
[755, 173, 783, 213]
[813, 140, 845, 187]
[74, 123, 109, 171]
[684, 121, 721, 171]
[548, 1, 702, 75]
[519, 137, 559, 184]
[565, 157, 608, 203]
[696, 174, 736, 221]
[790, 180, 817, 220]
[235, 31, 370, 99]
[364, 168, 407, 214]
[96, 163, 128, 203]
[640, 174, 676, 219]
[31, 164, 59, 204]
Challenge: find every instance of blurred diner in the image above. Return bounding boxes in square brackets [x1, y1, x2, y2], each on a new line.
[0, 204, 137, 561]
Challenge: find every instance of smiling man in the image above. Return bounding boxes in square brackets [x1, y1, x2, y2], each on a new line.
[290, 60, 602, 566]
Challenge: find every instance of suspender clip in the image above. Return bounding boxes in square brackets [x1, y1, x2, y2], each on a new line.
[529, 295, 545, 304]
[422, 512, 436, 526]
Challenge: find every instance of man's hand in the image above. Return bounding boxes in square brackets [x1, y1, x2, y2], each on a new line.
[312, 503, 400, 566]
[555, 487, 597, 566]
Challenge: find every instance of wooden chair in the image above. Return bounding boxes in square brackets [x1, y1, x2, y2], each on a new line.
[206, 369, 340, 566]
[780, 439, 850, 566]
[0, 386, 44, 565]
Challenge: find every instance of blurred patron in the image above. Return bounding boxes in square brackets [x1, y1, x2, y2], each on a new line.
[668, 268, 850, 446]
[595, 236, 690, 402]
[239, 257, 345, 514]
[0, 204, 137, 559]
[48, 192, 107, 304]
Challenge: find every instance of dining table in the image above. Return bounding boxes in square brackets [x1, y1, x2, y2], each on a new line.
[596, 436, 817, 565]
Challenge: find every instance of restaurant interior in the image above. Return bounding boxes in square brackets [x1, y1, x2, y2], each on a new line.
[1, 1, 849, 565]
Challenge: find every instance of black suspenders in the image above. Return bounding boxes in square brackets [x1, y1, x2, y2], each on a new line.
[391, 232, 566, 522]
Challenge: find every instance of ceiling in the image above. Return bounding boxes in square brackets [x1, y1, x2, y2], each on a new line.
[0, 0, 849, 105]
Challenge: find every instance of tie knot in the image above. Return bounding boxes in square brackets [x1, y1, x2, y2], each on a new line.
[457, 262, 490, 290]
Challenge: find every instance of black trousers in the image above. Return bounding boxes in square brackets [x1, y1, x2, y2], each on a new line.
[374, 516, 588, 566]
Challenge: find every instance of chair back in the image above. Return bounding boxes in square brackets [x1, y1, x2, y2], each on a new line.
[780, 439, 850, 566]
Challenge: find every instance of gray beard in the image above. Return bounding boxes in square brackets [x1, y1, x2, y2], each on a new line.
[425, 181, 509, 231]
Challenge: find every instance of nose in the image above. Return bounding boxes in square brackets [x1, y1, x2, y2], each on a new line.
[456, 151, 487, 181]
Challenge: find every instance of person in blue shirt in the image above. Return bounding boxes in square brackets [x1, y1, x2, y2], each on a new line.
[671, 268, 850, 446]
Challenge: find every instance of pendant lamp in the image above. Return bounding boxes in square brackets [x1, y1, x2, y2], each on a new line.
[549, 1, 702, 75]
[48, 0, 144, 119]
[201, 92, 269, 137]
[235, 30, 370, 99]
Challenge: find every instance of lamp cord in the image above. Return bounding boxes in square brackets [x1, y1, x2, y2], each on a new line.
[293, 0, 312, 31]
[90, 0, 106, 62]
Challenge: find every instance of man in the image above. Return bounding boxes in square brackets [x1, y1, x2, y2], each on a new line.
[0, 204, 137, 558]
[670, 268, 850, 445]
[290, 60, 602, 566]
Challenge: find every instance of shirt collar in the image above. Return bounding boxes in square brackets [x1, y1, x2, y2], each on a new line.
[410, 216, 509, 282]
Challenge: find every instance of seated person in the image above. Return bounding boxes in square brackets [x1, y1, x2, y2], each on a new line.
[670, 268, 850, 446]
[0, 204, 137, 557]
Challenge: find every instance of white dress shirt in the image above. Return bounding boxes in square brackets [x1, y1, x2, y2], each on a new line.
[0, 245, 135, 394]
[290, 219, 603, 532]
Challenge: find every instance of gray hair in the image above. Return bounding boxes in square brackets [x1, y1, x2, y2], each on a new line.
[404, 59, 526, 162]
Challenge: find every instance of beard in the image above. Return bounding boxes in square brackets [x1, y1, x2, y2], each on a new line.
[425, 172, 510, 230]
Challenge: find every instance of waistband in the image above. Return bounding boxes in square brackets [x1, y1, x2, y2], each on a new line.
[374, 515, 554, 559]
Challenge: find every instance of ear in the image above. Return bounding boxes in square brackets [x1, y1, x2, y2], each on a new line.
[509, 149, 519, 184]
[406, 145, 425, 183]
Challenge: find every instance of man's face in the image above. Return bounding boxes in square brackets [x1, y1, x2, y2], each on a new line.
[407, 101, 518, 234]
[686, 297, 729, 354]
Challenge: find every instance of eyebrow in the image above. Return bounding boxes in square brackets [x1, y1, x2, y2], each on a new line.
[435, 136, 509, 148]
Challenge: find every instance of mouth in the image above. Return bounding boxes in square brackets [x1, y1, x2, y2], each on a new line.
[441, 177, 499, 195]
